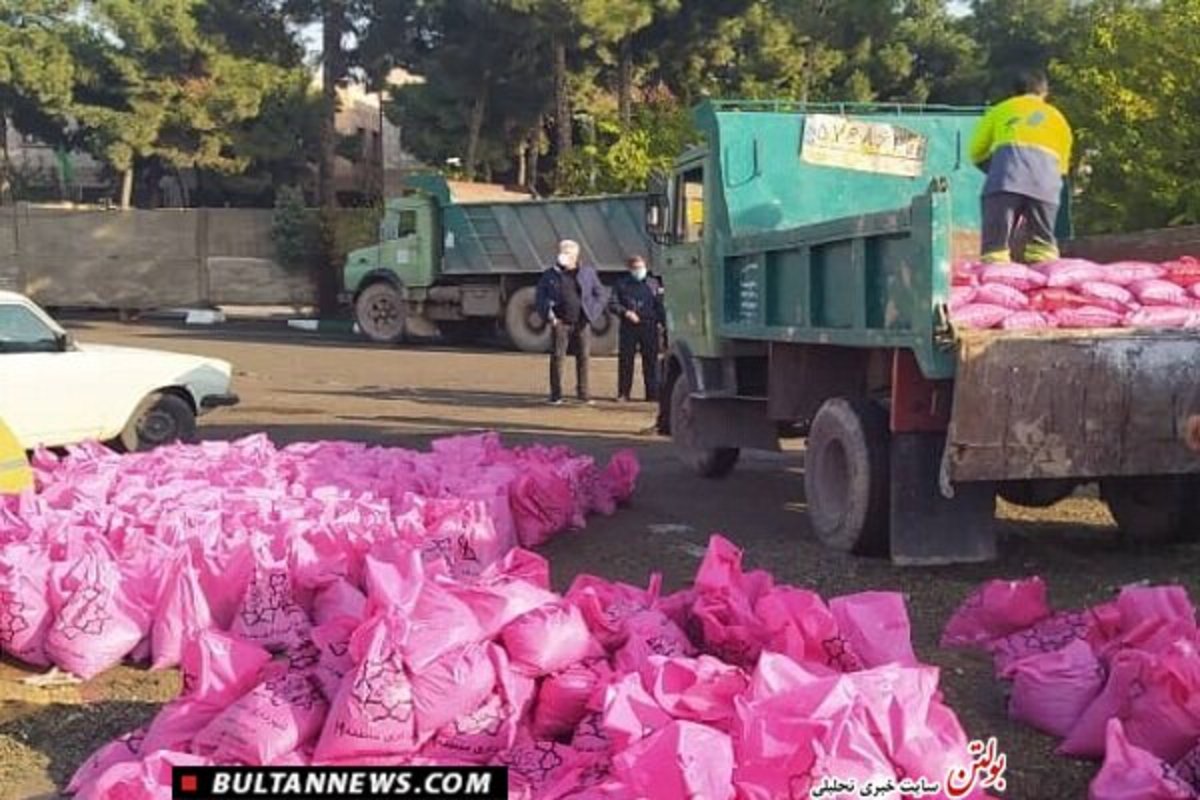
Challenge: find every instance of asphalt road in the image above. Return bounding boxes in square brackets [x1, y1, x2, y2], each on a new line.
[5, 318, 1200, 798]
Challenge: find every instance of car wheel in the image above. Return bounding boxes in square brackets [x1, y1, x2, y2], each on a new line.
[121, 393, 197, 452]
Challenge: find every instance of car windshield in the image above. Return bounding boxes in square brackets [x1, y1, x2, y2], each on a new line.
[0, 303, 61, 354]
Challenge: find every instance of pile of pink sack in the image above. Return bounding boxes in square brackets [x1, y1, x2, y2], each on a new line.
[942, 577, 1200, 799]
[65, 534, 988, 800]
[951, 255, 1200, 330]
[0, 432, 638, 679]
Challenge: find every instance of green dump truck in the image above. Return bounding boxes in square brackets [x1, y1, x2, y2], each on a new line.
[342, 174, 651, 354]
[648, 100, 1200, 565]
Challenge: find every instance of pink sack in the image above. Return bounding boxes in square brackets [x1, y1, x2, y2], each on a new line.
[1126, 306, 1200, 329]
[424, 647, 535, 765]
[229, 554, 311, 654]
[991, 610, 1097, 677]
[640, 654, 748, 728]
[510, 466, 575, 548]
[1061, 649, 1149, 758]
[68, 727, 147, 795]
[1105, 261, 1167, 286]
[1001, 310, 1055, 330]
[1054, 305, 1124, 328]
[410, 642, 496, 741]
[566, 574, 660, 650]
[951, 303, 1011, 329]
[1165, 257, 1200, 285]
[953, 261, 980, 287]
[501, 602, 593, 676]
[1080, 281, 1136, 311]
[495, 738, 588, 798]
[1131, 279, 1190, 307]
[311, 616, 358, 702]
[192, 665, 329, 764]
[1089, 718, 1193, 800]
[755, 586, 853, 672]
[179, 629, 273, 707]
[1173, 741, 1200, 794]
[45, 547, 147, 680]
[533, 658, 615, 740]
[1121, 640, 1200, 763]
[452, 550, 558, 639]
[612, 609, 695, 673]
[601, 672, 673, 752]
[151, 552, 214, 670]
[77, 749, 210, 800]
[1117, 585, 1196, 632]
[1030, 287, 1090, 312]
[1041, 259, 1111, 288]
[979, 263, 1048, 291]
[949, 286, 977, 311]
[404, 571, 486, 670]
[732, 703, 826, 800]
[599, 450, 639, 506]
[829, 592, 918, 668]
[312, 579, 367, 626]
[1008, 639, 1105, 738]
[975, 282, 1031, 310]
[0, 544, 53, 667]
[941, 577, 1051, 649]
[612, 721, 735, 800]
[314, 614, 418, 761]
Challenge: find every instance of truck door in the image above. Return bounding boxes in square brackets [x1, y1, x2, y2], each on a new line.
[664, 165, 709, 345]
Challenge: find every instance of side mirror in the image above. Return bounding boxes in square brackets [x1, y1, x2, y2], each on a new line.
[56, 332, 74, 351]
[644, 193, 671, 245]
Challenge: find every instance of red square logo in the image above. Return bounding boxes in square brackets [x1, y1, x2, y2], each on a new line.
[180, 775, 199, 793]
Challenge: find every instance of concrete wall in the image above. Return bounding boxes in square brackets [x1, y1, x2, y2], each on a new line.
[1, 205, 316, 308]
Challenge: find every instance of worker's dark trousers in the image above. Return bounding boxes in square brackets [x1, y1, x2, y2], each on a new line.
[981, 191, 1060, 263]
[550, 321, 590, 401]
[617, 322, 659, 401]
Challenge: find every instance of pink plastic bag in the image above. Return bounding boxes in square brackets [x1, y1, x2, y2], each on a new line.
[1105, 261, 1167, 286]
[991, 609, 1097, 677]
[1054, 305, 1124, 328]
[1126, 306, 1200, 329]
[495, 738, 588, 798]
[599, 450, 639, 506]
[192, 665, 329, 764]
[312, 578, 367, 626]
[941, 577, 1051, 649]
[949, 286, 977, 311]
[0, 544, 53, 667]
[314, 614, 418, 761]
[1089, 718, 1193, 800]
[501, 602, 593, 676]
[179, 629, 273, 707]
[1080, 281, 1135, 311]
[452, 550, 558, 639]
[952, 261, 980, 287]
[1121, 640, 1200, 763]
[612, 609, 695, 673]
[46, 547, 147, 680]
[566, 574, 660, 650]
[1061, 649, 1149, 758]
[533, 658, 614, 740]
[612, 721, 735, 800]
[975, 282, 1031, 310]
[601, 672, 673, 752]
[1117, 585, 1196, 631]
[77, 749, 210, 800]
[1008, 639, 1104, 738]
[151, 552, 214, 670]
[424, 647, 535, 764]
[979, 263, 1048, 291]
[1131, 279, 1190, 306]
[640, 654, 748, 728]
[410, 642, 496, 741]
[1041, 259, 1111, 288]
[755, 586, 853, 672]
[951, 303, 1011, 329]
[68, 727, 147, 795]
[229, 554, 311, 653]
[1001, 310, 1055, 330]
[1030, 287, 1090, 312]
[829, 591, 918, 668]
[510, 466, 575, 548]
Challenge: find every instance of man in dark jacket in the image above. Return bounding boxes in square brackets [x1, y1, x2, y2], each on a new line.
[535, 239, 608, 404]
[610, 255, 665, 402]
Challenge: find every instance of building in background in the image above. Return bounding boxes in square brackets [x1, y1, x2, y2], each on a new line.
[1, 122, 109, 204]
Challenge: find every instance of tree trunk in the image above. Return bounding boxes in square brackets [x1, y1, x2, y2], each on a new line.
[528, 125, 541, 194]
[516, 140, 527, 188]
[317, 0, 346, 315]
[119, 167, 134, 209]
[553, 37, 571, 187]
[0, 116, 10, 203]
[465, 81, 488, 182]
[618, 37, 634, 129]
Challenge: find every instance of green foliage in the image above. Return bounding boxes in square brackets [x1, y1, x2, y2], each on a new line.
[1053, 0, 1200, 233]
[271, 185, 317, 273]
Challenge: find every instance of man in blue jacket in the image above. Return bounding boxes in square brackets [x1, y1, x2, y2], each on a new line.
[609, 255, 665, 402]
[535, 239, 608, 405]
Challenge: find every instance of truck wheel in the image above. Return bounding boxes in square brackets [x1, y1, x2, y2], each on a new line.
[119, 392, 197, 452]
[1101, 476, 1193, 545]
[670, 373, 739, 478]
[589, 313, 619, 356]
[997, 479, 1077, 508]
[505, 286, 553, 353]
[355, 282, 406, 343]
[805, 397, 890, 556]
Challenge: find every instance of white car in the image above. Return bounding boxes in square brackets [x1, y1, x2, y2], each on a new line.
[0, 291, 239, 451]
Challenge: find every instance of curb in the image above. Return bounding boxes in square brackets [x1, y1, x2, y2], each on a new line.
[286, 319, 359, 335]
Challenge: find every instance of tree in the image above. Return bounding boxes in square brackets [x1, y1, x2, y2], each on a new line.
[967, 0, 1079, 103]
[576, 0, 679, 128]
[1053, 0, 1200, 232]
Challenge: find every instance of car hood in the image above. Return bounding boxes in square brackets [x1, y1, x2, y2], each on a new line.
[74, 342, 233, 378]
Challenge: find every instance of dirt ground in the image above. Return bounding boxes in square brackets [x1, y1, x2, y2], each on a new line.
[5, 318, 1200, 799]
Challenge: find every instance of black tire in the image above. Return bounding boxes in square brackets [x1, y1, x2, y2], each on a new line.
[669, 373, 740, 478]
[1101, 476, 1194, 545]
[589, 312, 619, 356]
[120, 393, 197, 452]
[997, 479, 1077, 508]
[355, 281, 406, 343]
[504, 286, 553, 353]
[804, 397, 891, 555]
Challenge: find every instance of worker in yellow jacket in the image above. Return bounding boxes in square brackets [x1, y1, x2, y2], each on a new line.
[969, 70, 1073, 264]
[0, 416, 32, 494]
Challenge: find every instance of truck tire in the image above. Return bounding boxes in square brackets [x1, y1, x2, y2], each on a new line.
[355, 281, 406, 343]
[1101, 476, 1194, 545]
[804, 397, 890, 556]
[589, 312, 619, 356]
[505, 286, 553, 353]
[997, 479, 1077, 508]
[670, 373, 740, 478]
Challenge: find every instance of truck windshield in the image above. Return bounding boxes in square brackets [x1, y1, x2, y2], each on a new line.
[676, 168, 704, 242]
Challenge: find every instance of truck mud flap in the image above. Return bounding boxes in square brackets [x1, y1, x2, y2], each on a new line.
[690, 397, 781, 452]
[947, 330, 1200, 483]
[890, 432, 996, 565]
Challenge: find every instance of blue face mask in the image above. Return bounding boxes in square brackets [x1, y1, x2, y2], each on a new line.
[633, 267, 648, 281]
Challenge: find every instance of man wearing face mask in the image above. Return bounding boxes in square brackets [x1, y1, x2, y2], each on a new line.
[610, 255, 665, 403]
[535, 239, 607, 405]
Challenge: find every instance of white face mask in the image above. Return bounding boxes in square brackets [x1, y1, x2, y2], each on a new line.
[557, 254, 574, 269]
[632, 267, 648, 281]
